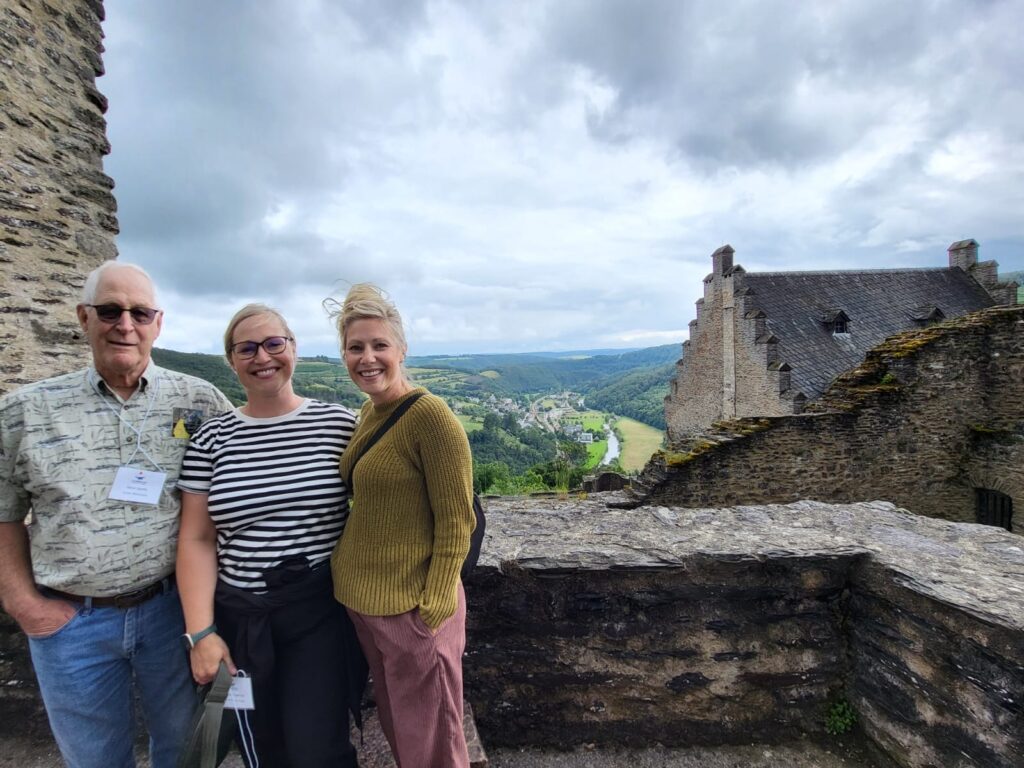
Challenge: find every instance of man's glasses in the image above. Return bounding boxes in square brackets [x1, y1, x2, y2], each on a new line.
[230, 336, 293, 359]
[87, 304, 161, 325]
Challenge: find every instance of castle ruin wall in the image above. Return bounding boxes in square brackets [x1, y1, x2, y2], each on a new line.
[645, 306, 1024, 533]
[666, 252, 729, 439]
[0, 0, 116, 397]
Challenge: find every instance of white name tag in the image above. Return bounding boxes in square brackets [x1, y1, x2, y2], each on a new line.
[108, 467, 166, 506]
[225, 675, 255, 710]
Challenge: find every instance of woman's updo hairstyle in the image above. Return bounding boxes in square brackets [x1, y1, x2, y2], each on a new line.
[327, 283, 408, 354]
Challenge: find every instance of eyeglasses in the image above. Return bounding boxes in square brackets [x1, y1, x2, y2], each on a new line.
[87, 304, 161, 325]
[230, 336, 293, 359]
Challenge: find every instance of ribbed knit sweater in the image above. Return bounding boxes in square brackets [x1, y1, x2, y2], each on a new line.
[332, 388, 474, 629]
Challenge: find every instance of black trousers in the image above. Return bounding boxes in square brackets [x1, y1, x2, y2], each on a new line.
[216, 565, 363, 768]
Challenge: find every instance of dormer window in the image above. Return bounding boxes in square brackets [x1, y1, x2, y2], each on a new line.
[821, 309, 850, 336]
[909, 306, 945, 326]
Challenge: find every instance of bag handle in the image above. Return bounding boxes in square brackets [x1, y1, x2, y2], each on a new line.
[346, 392, 424, 493]
[202, 662, 233, 768]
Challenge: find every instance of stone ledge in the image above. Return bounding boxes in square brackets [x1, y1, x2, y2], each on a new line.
[475, 497, 1023, 632]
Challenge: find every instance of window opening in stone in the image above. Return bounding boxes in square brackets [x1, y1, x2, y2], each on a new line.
[975, 488, 1013, 531]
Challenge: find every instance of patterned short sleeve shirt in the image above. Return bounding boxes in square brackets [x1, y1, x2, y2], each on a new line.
[0, 363, 233, 595]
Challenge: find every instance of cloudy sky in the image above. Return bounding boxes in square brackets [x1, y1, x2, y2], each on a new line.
[100, 0, 1024, 357]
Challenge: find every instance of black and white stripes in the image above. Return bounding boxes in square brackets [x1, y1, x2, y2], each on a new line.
[179, 399, 356, 591]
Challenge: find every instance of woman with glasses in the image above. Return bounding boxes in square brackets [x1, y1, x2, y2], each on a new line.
[328, 284, 475, 768]
[176, 304, 365, 768]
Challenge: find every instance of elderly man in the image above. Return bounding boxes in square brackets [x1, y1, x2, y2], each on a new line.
[0, 261, 233, 768]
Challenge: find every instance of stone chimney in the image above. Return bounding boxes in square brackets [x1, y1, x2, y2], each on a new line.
[712, 245, 735, 277]
[948, 239, 978, 271]
[948, 239, 1017, 305]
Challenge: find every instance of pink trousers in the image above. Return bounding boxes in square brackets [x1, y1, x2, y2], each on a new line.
[347, 584, 468, 768]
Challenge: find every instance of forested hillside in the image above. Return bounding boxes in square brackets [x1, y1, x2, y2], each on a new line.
[152, 349, 245, 403]
[153, 344, 682, 428]
[584, 363, 674, 429]
[152, 349, 365, 407]
[153, 344, 676, 492]
[468, 412, 557, 474]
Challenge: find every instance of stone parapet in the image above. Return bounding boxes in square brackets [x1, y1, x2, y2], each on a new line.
[464, 497, 1023, 767]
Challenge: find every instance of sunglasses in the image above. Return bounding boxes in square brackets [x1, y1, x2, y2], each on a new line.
[230, 336, 293, 359]
[87, 304, 161, 325]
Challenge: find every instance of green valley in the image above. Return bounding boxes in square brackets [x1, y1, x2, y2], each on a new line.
[152, 343, 674, 493]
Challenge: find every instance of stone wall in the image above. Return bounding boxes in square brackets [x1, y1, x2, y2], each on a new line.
[468, 554, 856, 747]
[0, 0, 116, 397]
[850, 560, 1023, 767]
[665, 246, 734, 438]
[643, 306, 1024, 533]
[732, 297, 796, 419]
[0, 0, 113, 725]
[462, 497, 1023, 767]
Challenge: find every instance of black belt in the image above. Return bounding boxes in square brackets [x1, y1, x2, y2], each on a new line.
[46, 574, 176, 609]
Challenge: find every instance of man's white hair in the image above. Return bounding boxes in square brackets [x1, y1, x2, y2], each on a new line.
[80, 261, 160, 307]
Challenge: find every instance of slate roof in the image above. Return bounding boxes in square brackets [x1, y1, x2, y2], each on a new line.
[739, 267, 994, 398]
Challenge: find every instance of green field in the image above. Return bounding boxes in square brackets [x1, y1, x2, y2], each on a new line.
[583, 439, 609, 470]
[564, 410, 606, 430]
[615, 416, 665, 472]
[456, 414, 484, 433]
[563, 410, 609, 469]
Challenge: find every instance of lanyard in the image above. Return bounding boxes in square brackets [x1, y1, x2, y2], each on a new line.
[95, 375, 163, 471]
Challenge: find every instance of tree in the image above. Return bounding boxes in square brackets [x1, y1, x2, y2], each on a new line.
[474, 461, 510, 494]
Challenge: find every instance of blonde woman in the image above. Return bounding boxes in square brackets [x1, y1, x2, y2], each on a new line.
[176, 304, 365, 768]
[329, 284, 475, 768]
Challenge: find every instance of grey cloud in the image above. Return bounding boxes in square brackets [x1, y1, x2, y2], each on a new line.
[537, 0, 1019, 169]
[338, 0, 430, 47]
[103, 0, 444, 298]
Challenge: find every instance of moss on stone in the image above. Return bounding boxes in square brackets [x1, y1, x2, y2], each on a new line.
[663, 440, 719, 467]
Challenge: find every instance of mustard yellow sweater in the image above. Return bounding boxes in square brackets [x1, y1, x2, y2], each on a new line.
[332, 388, 475, 629]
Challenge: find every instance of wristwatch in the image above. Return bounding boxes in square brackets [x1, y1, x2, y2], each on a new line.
[182, 623, 218, 650]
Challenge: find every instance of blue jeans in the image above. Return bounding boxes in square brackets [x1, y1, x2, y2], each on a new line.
[28, 586, 198, 768]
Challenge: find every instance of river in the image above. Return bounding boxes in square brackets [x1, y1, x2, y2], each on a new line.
[600, 423, 620, 465]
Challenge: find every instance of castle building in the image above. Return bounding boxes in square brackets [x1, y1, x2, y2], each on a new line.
[665, 239, 1018, 442]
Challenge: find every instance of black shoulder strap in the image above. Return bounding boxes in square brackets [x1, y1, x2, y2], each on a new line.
[346, 392, 424, 492]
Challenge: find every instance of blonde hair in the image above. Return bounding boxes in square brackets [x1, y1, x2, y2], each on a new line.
[223, 303, 295, 362]
[326, 283, 408, 353]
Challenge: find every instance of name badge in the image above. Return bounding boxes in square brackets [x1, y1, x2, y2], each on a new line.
[225, 675, 255, 710]
[108, 467, 167, 506]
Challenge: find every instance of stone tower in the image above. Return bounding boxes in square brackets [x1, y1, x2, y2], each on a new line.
[0, 0, 117, 396]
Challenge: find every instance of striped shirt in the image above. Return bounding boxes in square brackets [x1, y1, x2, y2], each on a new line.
[178, 399, 356, 592]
